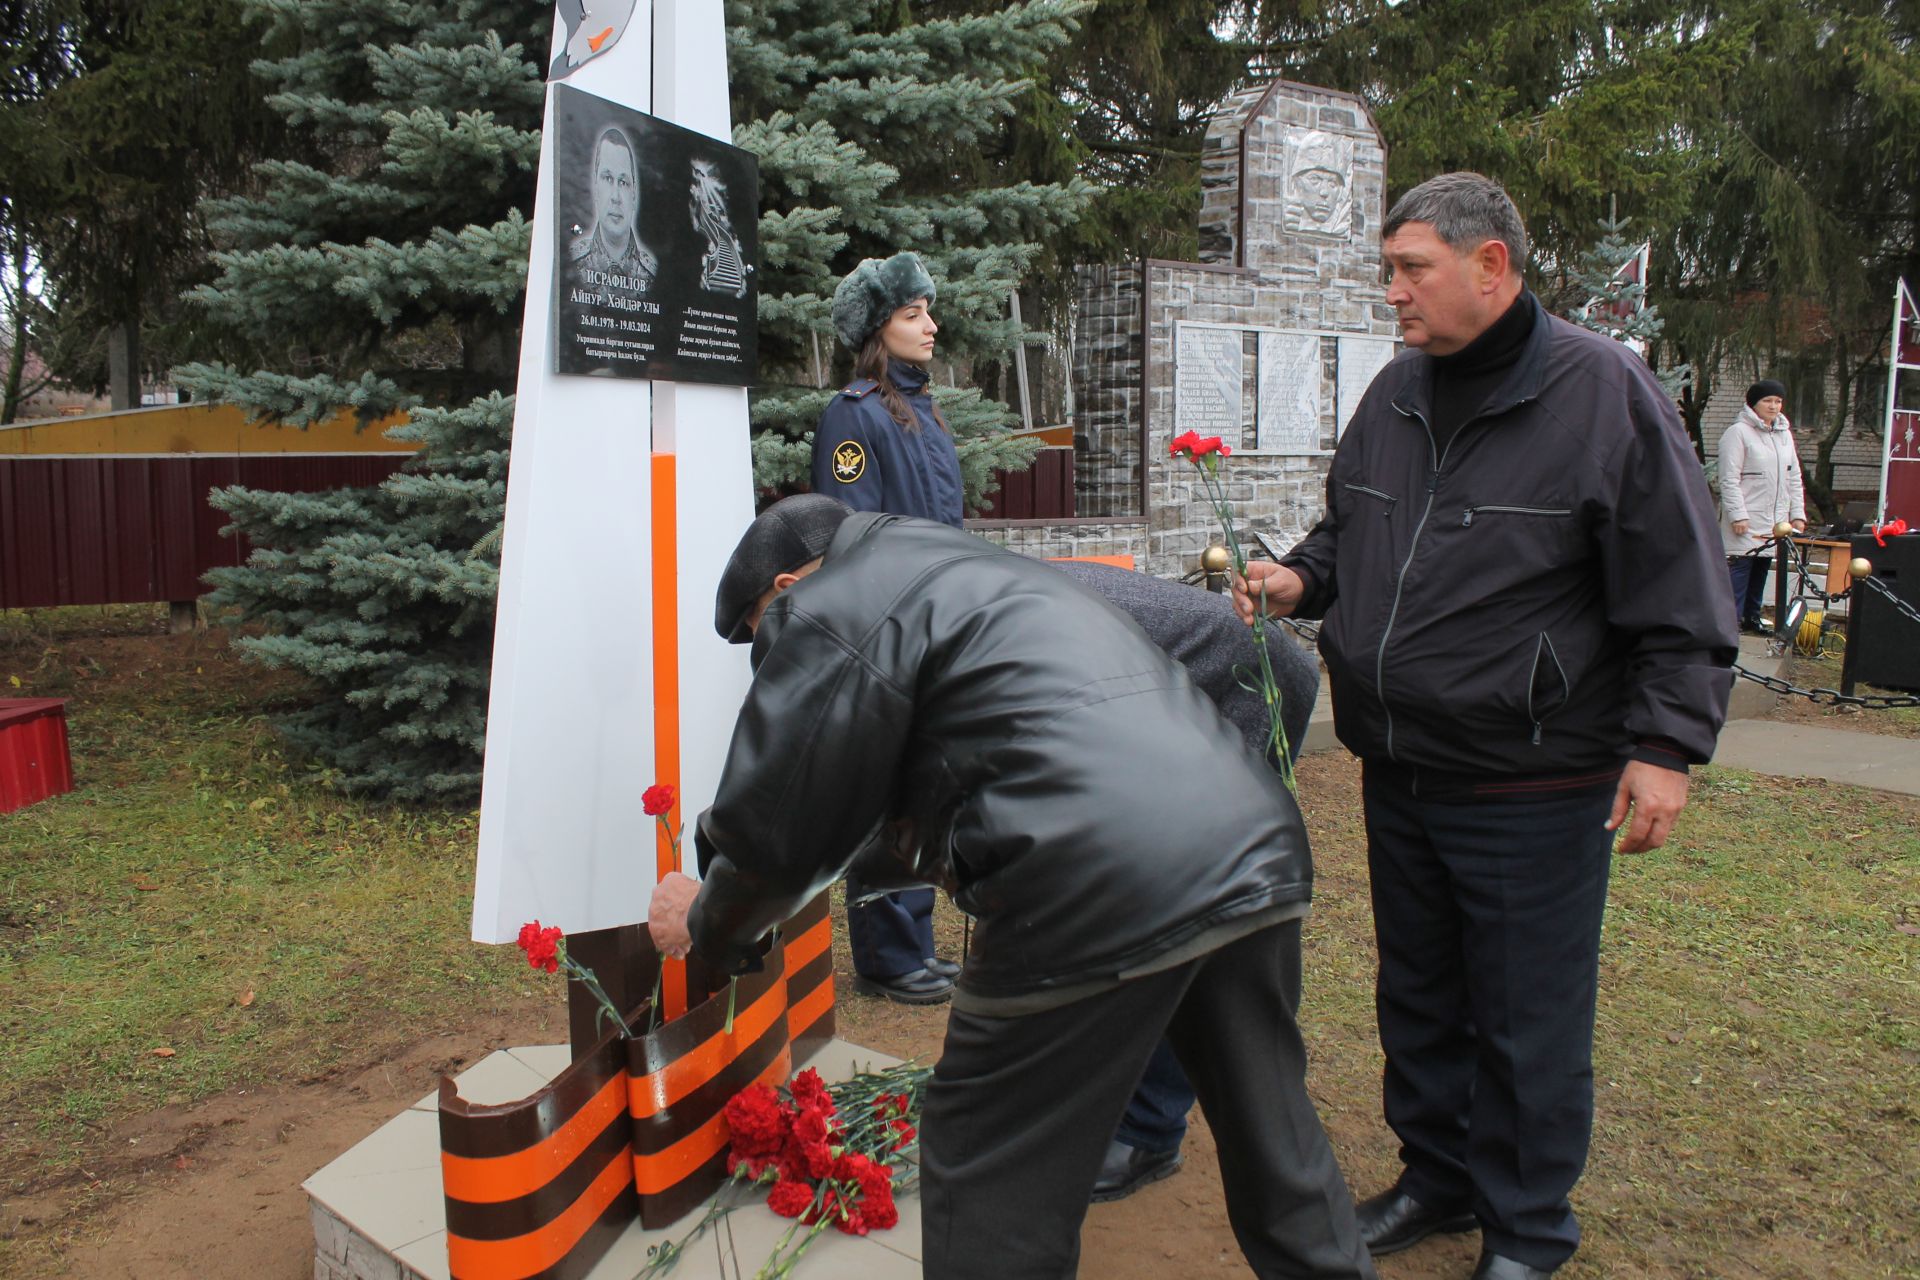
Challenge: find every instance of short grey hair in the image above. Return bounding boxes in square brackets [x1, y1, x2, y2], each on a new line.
[1383, 172, 1529, 268]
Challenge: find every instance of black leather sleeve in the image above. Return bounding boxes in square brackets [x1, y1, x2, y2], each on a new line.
[686, 603, 915, 972]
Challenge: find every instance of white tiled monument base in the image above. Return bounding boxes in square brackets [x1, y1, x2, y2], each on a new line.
[305, 1039, 922, 1280]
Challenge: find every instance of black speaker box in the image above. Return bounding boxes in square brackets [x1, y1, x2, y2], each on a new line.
[1842, 533, 1920, 693]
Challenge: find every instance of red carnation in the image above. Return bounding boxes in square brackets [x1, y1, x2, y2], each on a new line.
[789, 1068, 835, 1117]
[724, 1084, 791, 1159]
[1168, 430, 1201, 457]
[1189, 435, 1225, 456]
[516, 921, 563, 974]
[890, 1118, 917, 1150]
[784, 1104, 835, 1180]
[642, 783, 676, 816]
[766, 1178, 816, 1219]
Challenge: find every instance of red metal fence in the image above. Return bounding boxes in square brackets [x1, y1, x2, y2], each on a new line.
[985, 446, 1075, 521]
[0, 455, 409, 609]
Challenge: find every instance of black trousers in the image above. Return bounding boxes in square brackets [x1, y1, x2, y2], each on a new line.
[919, 921, 1374, 1280]
[1361, 765, 1615, 1270]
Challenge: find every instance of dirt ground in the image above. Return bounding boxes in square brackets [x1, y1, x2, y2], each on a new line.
[3, 911, 1462, 1280]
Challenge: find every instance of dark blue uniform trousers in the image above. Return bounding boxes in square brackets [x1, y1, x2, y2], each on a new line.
[844, 876, 935, 979]
[1360, 764, 1616, 1271]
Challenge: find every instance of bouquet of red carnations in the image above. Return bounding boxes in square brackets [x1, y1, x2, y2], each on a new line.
[642, 1062, 930, 1278]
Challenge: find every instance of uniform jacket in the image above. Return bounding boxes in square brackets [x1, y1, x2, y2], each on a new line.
[1717, 406, 1807, 555]
[689, 514, 1315, 1004]
[1282, 296, 1737, 775]
[810, 359, 964, 525]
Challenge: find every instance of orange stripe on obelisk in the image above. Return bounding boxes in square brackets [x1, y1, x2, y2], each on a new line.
[651, 451, 687, 1020]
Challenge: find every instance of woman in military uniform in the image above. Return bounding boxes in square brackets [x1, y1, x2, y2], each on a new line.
[809, 250, 964, 1004]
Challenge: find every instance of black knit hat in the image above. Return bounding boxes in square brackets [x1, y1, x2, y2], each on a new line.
[830, 252, 937, 350]
[1746, 379, 1787, 407]
[714, 495, 852, 643]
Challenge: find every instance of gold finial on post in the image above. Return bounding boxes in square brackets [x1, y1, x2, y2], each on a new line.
[1772, 520, 1795, 539]
[1849, 557, 1874, 579]
[1200, 544, 1233, 575]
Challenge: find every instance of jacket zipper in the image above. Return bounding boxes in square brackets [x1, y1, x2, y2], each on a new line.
[1345, 483, 1399, 514]
[1461, 504, 1573, 527]
[1376, 398, 1534, 761]
[1525, 632, 1568, 746]
[1375, 412, 1446, 762]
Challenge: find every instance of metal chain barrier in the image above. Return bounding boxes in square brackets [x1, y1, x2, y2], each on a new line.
[1730, 660, 1920, 710]
[1854, 571, 1920, 631]
[1735, 536, 1920, 707]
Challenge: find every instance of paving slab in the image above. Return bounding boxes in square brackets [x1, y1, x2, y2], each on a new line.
[1710, 720, 1920, 797]
[306, 1038, 919, 1280]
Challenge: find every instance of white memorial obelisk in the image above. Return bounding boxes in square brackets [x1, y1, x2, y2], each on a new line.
[471, 0, 756, 978]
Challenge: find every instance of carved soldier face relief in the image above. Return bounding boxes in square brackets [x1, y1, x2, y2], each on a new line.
[1281, 129, 1355, 241]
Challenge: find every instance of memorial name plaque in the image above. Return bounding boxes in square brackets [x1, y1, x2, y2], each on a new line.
[1175, 324, 1245, 442]
[553, 83, 758, 384]
[1336, 336, 1397, 440]
[1256, 331, 1323, 453]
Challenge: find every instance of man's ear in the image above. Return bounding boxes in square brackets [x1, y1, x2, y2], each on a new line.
[772, 570, 802, 594]
[1474, 237, 1513, 292]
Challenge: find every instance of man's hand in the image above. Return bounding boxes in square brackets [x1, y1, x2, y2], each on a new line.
[648, 870, 701, 959]
[1791, 518, 1807, 533]
[1231, 562, 1305, 625]
[1605, 761, 1689, 853]
[1730, 519, 1750, 538]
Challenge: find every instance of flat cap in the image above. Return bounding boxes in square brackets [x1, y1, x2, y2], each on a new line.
[714, 495, 852, 643]
[830, 251, 937, 350]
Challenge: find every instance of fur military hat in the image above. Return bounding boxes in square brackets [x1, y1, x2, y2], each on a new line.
[831, 252, 938, 350]
[1746, 378, 1787, 407]
[714, 495, 853, 644]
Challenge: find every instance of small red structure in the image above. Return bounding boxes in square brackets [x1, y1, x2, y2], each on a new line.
[0, 698, 75, 813]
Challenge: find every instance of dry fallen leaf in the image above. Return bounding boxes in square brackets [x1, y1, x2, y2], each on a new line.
[130, 879, 160, 892]
[236, 989, 256, 1008]
[150, 1047, 176, 1059]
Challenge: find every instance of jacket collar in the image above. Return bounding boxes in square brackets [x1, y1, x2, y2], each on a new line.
[1390, 291, 1553, 427]
[887, 357, 931, 395]
[1739, 404, 1790, 434]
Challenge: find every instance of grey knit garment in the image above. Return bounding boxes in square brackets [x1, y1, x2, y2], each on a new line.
[1056, 562, 1318, 765]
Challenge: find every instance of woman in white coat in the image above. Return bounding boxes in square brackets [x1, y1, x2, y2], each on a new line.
[1719, 378, 1808, 632]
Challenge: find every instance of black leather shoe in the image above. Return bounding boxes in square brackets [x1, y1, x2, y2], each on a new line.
[1353, 1185, 1477, 1256]
[924, 955, 961, 979]
[851, 967, 954, 1005]
[1470, 1250, 1555, 1279]
[1089, 1139, 1182, 1203]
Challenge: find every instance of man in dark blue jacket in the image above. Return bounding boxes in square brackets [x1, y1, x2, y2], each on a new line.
[1239, 173, 1735, 1280]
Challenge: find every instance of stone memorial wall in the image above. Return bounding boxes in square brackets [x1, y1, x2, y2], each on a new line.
[1015, 80, 1400, 577]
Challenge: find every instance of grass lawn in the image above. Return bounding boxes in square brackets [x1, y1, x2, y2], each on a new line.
[2, 606, 1917, 1278]
[0, 607, 539, 1171]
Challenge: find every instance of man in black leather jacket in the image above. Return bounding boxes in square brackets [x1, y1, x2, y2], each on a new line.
[1239, 173, 1735, 1280]
[650, 495, 1374, 1280]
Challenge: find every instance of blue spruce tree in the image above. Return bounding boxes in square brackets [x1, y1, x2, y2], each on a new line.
[186, 0, 1092, 799]
[178, 0, 545, 800]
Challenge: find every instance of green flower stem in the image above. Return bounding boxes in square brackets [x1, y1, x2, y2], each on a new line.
[559, 952, 632, 1038]
[723, 976, 739, 1034]
[1193, 453, 1296, 794]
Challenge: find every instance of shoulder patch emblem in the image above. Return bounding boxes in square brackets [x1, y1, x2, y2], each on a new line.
[831, 441, 867, 483]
